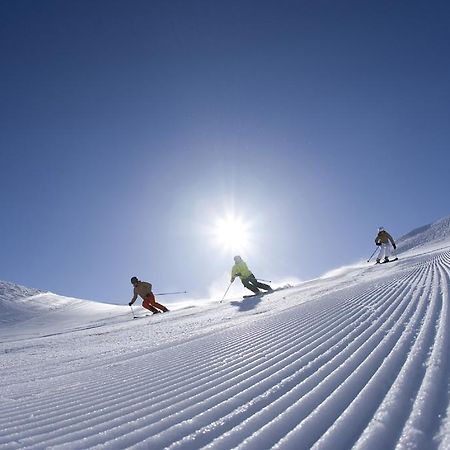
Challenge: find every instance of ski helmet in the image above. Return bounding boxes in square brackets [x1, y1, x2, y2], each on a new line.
[378, 226, 384, 232]
[130, 276, 138, 284]
[234, 255, 242, 262]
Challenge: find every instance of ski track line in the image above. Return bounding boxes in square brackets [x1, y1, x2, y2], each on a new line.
[1, 251, 449, 449]
[435, 253, 450, 449]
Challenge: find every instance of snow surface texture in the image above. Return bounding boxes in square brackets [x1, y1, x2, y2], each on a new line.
[1, 217, 450, 449]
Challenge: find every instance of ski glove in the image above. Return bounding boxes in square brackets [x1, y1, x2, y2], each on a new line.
[393, 244, 397, 250]
[376, 242, 381, 246]
[128, 302, 133, 306]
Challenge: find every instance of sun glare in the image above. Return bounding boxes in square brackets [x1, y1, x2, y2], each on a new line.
[212, 213, 252, 253]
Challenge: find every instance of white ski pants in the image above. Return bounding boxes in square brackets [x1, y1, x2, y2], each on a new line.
[377, 243, 396, 261]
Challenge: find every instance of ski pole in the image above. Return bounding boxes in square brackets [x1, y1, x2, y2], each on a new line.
[220, 282, 233, 303]
[367, 247, 378, 262]
[257, 278, 272, 283]
[154, 291, 187, 296]
[129, 304, 137, 319]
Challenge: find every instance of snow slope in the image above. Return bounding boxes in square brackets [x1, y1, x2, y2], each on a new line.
[1, 217, 450, 449]
[0, 283, 124, 339]
[0, 281, 44, 325]
[397, 214, 450, 254]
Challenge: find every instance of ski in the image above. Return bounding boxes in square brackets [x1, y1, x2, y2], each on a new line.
[382, 258, 399, 264]
[221, 285, 291, 303]
[242, 290, 276, 299]
[376, 258, 399, 265]
[243, 293, 264, 299]
[242, 286, 288, 299]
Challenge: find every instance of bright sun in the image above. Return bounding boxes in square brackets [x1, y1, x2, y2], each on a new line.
[212, 213, 252, 253]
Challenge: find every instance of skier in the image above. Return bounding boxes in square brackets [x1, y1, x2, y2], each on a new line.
[129, 276, 169, 313]
[375, 227, 397, 263]
[230, 255, 273, 295]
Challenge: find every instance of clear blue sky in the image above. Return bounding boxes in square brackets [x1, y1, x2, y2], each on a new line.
[1, 0, 449, 304]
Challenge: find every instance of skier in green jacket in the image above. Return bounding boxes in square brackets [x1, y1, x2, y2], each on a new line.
[231, 256, 273, 294]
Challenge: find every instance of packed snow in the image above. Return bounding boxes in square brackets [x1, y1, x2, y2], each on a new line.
[1, 216, 450, 449]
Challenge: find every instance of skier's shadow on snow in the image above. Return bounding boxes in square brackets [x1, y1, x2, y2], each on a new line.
[230, 296, 262, 312]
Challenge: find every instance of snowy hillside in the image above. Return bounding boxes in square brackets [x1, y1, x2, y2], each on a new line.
[0, 281, 124, 338]
[397, 214, 450, 254]
[0, 281, 45, 325]
[1, 216, 450, 449]
[0, 280, 43, 302]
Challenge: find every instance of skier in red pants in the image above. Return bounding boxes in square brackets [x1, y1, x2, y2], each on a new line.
[129, 276, 169, 314]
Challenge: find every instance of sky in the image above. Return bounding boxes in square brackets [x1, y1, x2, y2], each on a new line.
[1, 0, 450, 304]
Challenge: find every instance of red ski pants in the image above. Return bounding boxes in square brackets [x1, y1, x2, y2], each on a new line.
[142, 293, 168, 313]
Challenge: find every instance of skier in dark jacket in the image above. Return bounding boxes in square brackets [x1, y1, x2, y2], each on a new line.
[375, 227, 397, 263]
[129, 276, 169, 313]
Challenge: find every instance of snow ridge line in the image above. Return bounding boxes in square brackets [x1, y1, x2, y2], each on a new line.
[434, 253, 450, 449]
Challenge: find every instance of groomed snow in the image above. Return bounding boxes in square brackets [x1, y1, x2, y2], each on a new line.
[1, 219, 450, 449]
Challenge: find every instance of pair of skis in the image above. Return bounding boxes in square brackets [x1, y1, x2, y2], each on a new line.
[376, 257, 399, 265]
[129, 305, 167, 319]
[243, 291, 273, 299]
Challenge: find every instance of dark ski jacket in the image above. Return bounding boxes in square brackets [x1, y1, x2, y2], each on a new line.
[375, 230, 395, 246]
